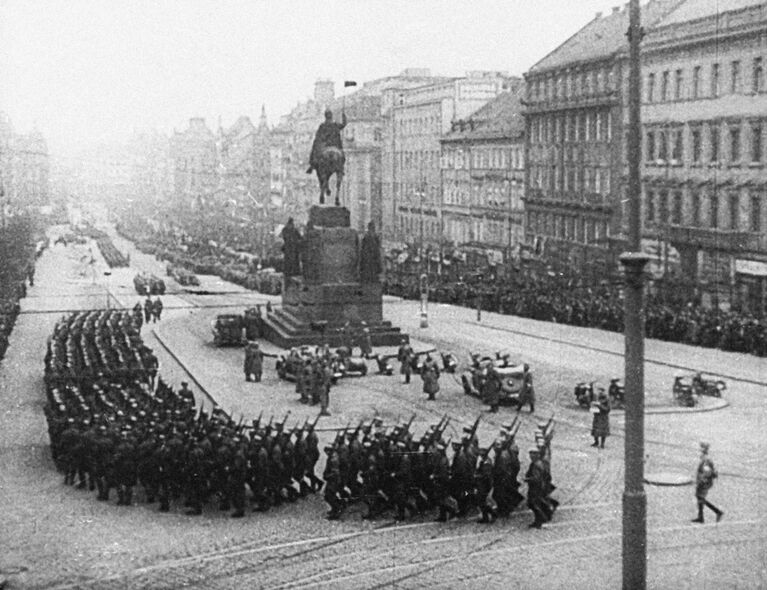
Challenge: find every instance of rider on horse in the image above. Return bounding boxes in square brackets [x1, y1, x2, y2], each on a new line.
[307, 109, 347, 175]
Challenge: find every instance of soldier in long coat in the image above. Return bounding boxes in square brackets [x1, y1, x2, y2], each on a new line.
[692, 442, 723, 523]
[524, 447, 548, 528]
[590, 389, 611, 448]
[421, 355, 441, 401]
[397, 339, 414, 384]
[482, 364, 502, 413]
[244, 342, 263, 382]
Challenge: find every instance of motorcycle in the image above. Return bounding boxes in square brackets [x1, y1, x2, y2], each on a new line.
[574, 382, 596, 409]
[372, 354, 394, 376]
[672, 375, 697, 407]
[441, 352, 458, 374]
[692, 373, 726, 398]
[608, 378, 625, 407]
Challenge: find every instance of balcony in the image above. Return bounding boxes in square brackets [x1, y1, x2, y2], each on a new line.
[523, 91, 620, 115]
[663, 225, 767, 253]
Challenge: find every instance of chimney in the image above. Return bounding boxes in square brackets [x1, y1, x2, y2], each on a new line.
[612, 6, 620, 13]
[595, 11, 603, 18]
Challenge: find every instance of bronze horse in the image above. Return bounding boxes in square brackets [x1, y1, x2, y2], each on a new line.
[314, 147, 345, 206]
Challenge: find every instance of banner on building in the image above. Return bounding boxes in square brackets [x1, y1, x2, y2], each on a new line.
[735, 259, 767, 277]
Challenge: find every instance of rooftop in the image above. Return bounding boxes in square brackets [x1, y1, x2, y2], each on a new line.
[442, 82, 526, 142]
[656, 0, 764, 25]
[529, 0, 687, 73]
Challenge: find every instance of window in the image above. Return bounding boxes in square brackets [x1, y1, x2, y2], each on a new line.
[710, 192, 719, 228]
[753, 57, 763, 93]
[730, 126, 741, 162]
[729, 193, 740, 229]
[658, 130, 668, 161]
[691, 191, 701, 225]
[731, 60, 741, 93]
[647, 73, 655, 102]
[711, 63, 720, 97]
[692, 128, 702, 163]
[659, 190, 669, 221]
[646, 190, 655, 222]
[692, 66, 701, 99]
[672, 191, 683, 224]
[751, 122, 763, 162]
[672, 129, 683, 161]
[661, 71, 669, 101]
[578, 113, 587, 141]
[710, 125, 720, 162]
[751, 193, 761, 231]
[675, 69, 684, 100]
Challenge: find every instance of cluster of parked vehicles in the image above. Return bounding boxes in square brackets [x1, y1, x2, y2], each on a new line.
[133, 273, 166, 296]
[166, 264, 200, 286]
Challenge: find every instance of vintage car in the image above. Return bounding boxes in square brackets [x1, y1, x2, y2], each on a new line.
[691, 372, 726, 397]
[462, 360, 533, 408]
[574, 378, 624, 409]
[211, 314, 244, 346]
[133, 273, 166, 296]
[672, 374, 697, 407]
[167, 265, 200, 286]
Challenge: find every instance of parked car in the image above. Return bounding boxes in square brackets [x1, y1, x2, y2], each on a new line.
[211, 314, 244, 346]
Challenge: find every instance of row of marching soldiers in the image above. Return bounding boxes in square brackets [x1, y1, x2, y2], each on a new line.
[43, 309, 327, 518]
[322, 413, 558, 527]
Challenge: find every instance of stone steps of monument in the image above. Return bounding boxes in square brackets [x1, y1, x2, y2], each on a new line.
[261, 311, 405, 349]
[269, 308, 395, 335]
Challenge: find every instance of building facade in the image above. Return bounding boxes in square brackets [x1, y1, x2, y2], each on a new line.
[169, 117, 217, 211]
[382, 72, 512, 253]
[0, 112, 50, 215]
[641, 0, 767, 312]
[523, 0, 686, 278]
[440, 85, 526, 267]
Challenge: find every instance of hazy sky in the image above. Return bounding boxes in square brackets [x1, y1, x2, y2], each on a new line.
[1, 0, 629, 156]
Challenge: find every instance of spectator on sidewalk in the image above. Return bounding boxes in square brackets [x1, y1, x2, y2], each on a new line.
[152, 297, 163, 322]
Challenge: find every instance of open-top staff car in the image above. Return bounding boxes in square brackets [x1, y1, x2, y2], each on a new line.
[134, 273, 166, 296]
[276, 346, 314, 381]
[574, 378, 625, 409]
[462, 358, 533, 408]
[211, 314, 244, 346]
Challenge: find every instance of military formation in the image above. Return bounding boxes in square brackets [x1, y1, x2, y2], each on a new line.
[321, 414, 558, 528]
[43, 309, 328, 517]
[385, 270, 767, 357]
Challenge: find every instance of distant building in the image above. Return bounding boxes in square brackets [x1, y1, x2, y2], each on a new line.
[641, 0, 767, 312]
[523, 0, 685, 277]
[440, 82, 526, 268]
[382, 71, 513, 253]
[0, 112, 50, 214]
[169, 117, 217, 210]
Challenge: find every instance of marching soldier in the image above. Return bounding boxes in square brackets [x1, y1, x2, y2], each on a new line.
[524, 447, 548, 528]
[323, 445, 344, 520]
[692, 442, 723, 524]
[475, 448, 497, 523]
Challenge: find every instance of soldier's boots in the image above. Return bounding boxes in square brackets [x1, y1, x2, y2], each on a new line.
[435, 505, 456, 522]
[159, 496, 170, 512]
[478, 507, 497, 524]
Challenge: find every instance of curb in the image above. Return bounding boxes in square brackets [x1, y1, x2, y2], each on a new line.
[644, 472, 693, 486]
[608, 397, 730, 416]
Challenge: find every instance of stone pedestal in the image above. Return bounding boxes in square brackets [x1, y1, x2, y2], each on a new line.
[260, 206, 407, 348]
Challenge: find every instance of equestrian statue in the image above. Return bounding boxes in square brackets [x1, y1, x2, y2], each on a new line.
[307, 109, 347, 206]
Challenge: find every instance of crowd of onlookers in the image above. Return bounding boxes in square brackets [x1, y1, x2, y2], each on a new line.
[385, 270, 767, 357]
[0, 215, 46, 362]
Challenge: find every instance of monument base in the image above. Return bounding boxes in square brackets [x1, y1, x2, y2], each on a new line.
[260, 205, 407, 349]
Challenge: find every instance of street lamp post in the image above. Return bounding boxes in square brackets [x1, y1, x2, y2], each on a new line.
[622, 2, 650, 589]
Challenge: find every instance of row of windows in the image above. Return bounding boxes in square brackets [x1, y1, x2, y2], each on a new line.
[646, 119, 765, 166]
[397, 149, 440, 172]
[647, 57, 764, 103]
[528, 65, 616, 103]
[396, 114, 440, 137]
[527, 211, 610, 245]
[529, 164, 612, 195]
[443, 217, 522, 248]
[441, 146, 525, 170]
[645, 187, 762, 232]
[529, 110, 612, 144]
[443, 179, 524, 209]
[397, 213, 440, 241]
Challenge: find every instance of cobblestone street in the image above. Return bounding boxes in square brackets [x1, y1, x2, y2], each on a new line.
[0, 236, 765, 590]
